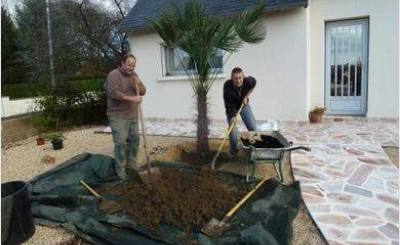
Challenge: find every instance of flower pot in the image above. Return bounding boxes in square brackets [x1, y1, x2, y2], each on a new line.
[36, 137, 45, 146]
[309, 112, 323, 123]
[51, 139, 64, 150]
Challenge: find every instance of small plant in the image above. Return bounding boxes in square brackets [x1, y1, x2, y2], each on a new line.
[310, 106, 326, 115]
[32, 114, 51, 145]
[44, 132, 66, 150]
[309, 106, 326, 123]
[44, 132, 66, 141]
[32, 115, 50, 134]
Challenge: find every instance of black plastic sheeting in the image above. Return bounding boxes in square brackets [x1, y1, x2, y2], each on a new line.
[29, 153, 306, 245]
[2, 181, 35, 244]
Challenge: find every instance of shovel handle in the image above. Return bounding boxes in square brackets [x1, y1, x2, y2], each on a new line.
[80, 180, 101, 198]
[211, 89, 254, 169]
[135, 83, 151, 174]
[223, 177, 269, 221]
[211, 103, 245, 169]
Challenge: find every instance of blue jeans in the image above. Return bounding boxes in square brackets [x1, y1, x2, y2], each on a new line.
[227, 105, 257, 155]
[108, 116, 140, 179]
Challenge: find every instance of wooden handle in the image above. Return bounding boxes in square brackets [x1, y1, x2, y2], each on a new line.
[211, 103, 245, 169]
[224, 178, 268, 219]
[135, 84, 151, 171]
[80, 180, 101, 198]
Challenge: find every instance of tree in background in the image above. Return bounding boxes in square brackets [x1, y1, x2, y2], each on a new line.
[65, 0, 135, 70]
[1, 7, 27, 84]
[4, 0, 135, 86]
[15, 0, 50, 83]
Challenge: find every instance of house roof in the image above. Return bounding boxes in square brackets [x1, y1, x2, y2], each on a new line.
[120, 0, 308, 33]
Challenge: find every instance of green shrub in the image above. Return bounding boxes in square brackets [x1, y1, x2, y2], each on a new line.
[2, 79, 104, 99]
[1, 83, 49, 99]
[32, 113, 51, 135]
[31, 79, 107, 129]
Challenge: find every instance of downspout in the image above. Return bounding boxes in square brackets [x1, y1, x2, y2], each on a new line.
[305, 3, 312, 120]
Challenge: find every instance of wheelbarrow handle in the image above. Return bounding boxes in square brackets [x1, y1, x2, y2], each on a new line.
[284, 146, 311, 152]
[248, 145, 311, 152]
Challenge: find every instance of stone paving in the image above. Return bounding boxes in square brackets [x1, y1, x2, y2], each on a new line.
[281, 118, 399, 245]
[132, 117, 398, 245]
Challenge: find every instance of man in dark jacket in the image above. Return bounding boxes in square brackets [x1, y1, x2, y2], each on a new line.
[223, 67, 257, 158]
[105, 54, 146, 180]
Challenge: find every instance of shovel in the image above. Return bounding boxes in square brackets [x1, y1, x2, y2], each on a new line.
[80, 180, 123, 214]
[202, 177, 269, 237]
[210, 102, 245, 170]
[210, 89, 254, 170]
[135, 83, 161, 183]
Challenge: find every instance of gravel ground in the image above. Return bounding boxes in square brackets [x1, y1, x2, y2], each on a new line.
[2, 127, 115, 244]
[2, 127, 324, 244]
[1, 127, 199, 244]
[2, 128, 113, 182]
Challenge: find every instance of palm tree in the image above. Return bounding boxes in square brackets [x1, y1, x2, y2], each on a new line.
[150, 0, 266, 154]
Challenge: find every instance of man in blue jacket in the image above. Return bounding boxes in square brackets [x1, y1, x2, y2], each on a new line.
[223, 67, 257, 159]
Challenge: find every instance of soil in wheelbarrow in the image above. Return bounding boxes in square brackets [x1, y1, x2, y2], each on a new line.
[240, 135, 284, 148]
[99, 168, 249, 232]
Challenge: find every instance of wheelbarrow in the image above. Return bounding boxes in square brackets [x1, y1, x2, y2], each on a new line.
[238, 131, 311, 182]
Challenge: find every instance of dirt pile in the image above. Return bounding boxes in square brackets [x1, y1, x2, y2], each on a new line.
[100, 168, 249, 231]
[180, 150, 232, 166]
[240, 135, 284, 148]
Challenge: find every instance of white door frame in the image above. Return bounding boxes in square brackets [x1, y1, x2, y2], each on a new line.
[325, 18, 369, 115]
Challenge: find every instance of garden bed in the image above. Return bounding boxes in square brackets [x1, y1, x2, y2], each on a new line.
[100, 168, 249, 231]
[3, 130, 327, 244]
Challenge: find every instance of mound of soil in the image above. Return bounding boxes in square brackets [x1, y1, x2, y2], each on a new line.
[100, 168, 249, 232]
[180, 150, 232, 166]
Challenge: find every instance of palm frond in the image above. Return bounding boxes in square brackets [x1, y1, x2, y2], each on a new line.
[234, 2, 266, 44]
[239, 2, 265, 25]
[235, 21, 265, 44]
[212, 19, 243, 52]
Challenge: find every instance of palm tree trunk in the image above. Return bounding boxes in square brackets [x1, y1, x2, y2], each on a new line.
[196, 88, 209, 154]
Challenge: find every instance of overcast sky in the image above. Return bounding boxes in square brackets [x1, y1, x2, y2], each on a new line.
[2, 0, 20, 16]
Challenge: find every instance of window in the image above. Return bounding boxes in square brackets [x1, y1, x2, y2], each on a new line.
[163, 46, 223, 76]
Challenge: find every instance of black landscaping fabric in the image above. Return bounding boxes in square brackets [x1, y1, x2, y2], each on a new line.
[29, 153, 304, 245]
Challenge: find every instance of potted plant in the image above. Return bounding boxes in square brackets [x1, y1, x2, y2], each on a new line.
[32, 115, 50, 145]
[309, 106, 326, 123]
[44, 132, 66, 150]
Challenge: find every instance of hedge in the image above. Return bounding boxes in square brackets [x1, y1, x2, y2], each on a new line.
[2, 79, 105, 99]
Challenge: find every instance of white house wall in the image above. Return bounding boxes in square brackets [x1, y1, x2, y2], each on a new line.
[129, 8, 309, 121]
[308, 0, 399, 118]
[224, 9, 309, 121]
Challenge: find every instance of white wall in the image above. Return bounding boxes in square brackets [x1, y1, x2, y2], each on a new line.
[308, 0, 399, 118]
[129, 8, 309, 121]
[1, 97, 36, 118]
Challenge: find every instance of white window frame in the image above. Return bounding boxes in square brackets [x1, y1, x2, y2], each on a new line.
[162, 45, 223, 76]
